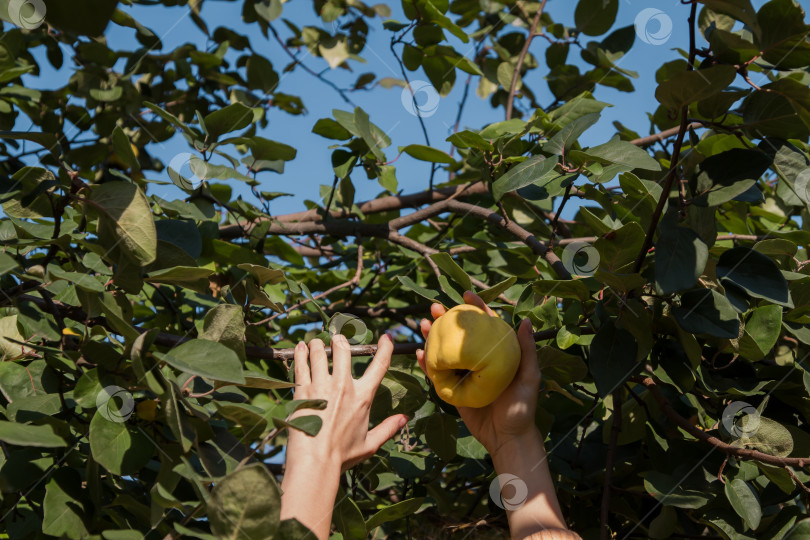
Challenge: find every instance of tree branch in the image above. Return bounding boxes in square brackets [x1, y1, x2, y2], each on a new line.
[637, 377, 809, 468]
[505, 1, 548, 120]
[629, 122, 703, 147]
[11, 291, 593, 361]
[601, 389, 623, 540]
[632, 1, 698, 274]
[259, 245, 364, 324]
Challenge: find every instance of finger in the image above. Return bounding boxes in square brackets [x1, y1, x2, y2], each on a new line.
[361, 334, 392, 391]
[363, 415, 409, 457]
[331, 333, 352, 380]
[430, 303, 446, 320]
[308, 339, 329, 383]
[420, 318, 432, 340]
[415, 349, 426, 373]
[293, 341, 310, 385]
[516, 318, 541, 386]
[463, 291, 497, 316]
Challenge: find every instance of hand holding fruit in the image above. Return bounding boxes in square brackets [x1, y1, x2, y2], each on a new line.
[416, 291, 542, 456]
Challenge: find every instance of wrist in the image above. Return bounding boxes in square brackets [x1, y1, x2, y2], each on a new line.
[283, 450, 342, 482]
[490, 427, 544, 463]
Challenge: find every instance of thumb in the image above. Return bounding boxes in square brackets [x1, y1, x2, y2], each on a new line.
[363, 415, 408, 456]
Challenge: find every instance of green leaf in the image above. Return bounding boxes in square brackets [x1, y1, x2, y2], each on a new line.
[491, 155, 559, 201]
[420, 0, 468, 42]
[478, 276, 517, 303]
[90, 182, 157, 266]
[146, 266, 214, 294]
[739, 305, 782, 360]
[334, 493, 367, 540]
[42, 469, 89, 539]
[429, 253, 472, 291]
[365, 498, 425, 531]
[446, 130, 494, 151]
[400, 144, 454, 164]
[43, 0, 118, 36]
[533, 279, 591, 301]
[575, 0, 619, 36]
[89, 413, 152, 475]
[215, 403, 268, 440]
[594, 222, 646, 271]
[785, 519, 810, 539]
[278, 519, 315, 540]
[352, 107, 387, 161]
[318, 36, 349, 69]
[582, 138, 661, 171]
[236, 263, 285, 286]
[208, 464, 282, 539]
[693, 148, 772, 207]
[739, 416, 793, 457]
[724, 478, 761, 530]
[589, 320, 638, 397]
[0, 420, 66, 447]
[254, 0, 282, 21]
[313, 118, 353, 140]
[111, 126, 139, 171]
[644, 471, 712, 509]
[717, 247, 790, 305]
[673, 288, 740, 338]
[203, 103, 253, 140]
[396, 275, 454, 307]
[655, 225, 708, 294]
[201, 304, 247, 361]
[0, 130, 59, 150]
[544, 112, 600, 155]
[163, 383, 195, 452]
[47, 264, 105, 293]
[423, 413, 458, 461]
[154, 340, 246, 384]
[239, 371, 296, 390]
[655, 65, 737, 111]
[538, 346, 589, 386]
[246, 54, 279, 93]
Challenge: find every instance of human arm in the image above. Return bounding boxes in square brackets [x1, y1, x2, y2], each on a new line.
[416, 292, 573, 539]
[280, 334, 409, 539]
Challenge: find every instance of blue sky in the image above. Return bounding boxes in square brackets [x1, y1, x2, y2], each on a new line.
[19, 0, 769, 220]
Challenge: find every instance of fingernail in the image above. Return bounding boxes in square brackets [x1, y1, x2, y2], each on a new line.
[383, 333, 393, 342]
[296, 341, 306, 350]
[521, 319, 531, 331]
[398, 416, 409, 428]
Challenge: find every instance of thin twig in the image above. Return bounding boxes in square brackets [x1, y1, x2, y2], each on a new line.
[632, 1, 698, 274]
[505, 0, 548, 120]
[636, 377, 810, 468]
[600, 389, 623, 539]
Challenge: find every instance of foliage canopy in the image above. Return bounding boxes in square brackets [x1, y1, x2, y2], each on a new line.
[1, 0, 810, 538]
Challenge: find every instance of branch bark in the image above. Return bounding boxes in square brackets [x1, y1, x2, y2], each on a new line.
[601, 389, 623, 540]
[629, 122, 703, 147]
[505, 0, 548, 120]
[631, 1, 698, 274]
[11, 290, 592, 361]
[637, 377, 809, 468]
